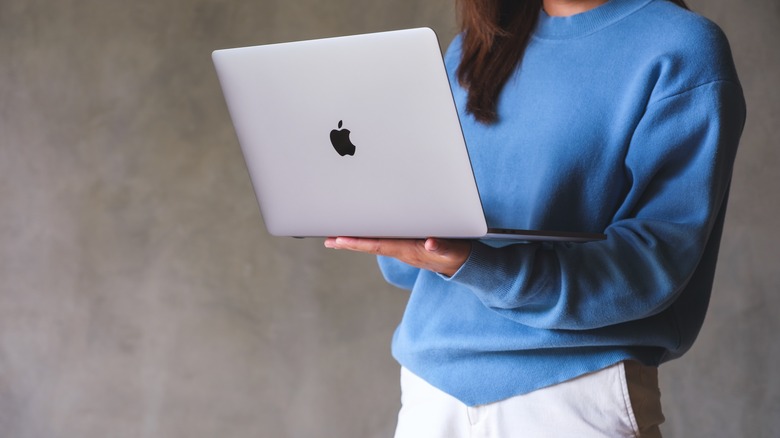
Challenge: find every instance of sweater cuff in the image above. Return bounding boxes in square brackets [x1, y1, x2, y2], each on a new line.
[437, 240, 547, 309]
[439, 240, 524, 288]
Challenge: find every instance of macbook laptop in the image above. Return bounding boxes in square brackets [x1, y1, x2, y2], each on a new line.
[212, 28, 605, 243]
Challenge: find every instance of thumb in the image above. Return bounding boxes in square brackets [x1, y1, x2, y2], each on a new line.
[424, 238, 446, 254]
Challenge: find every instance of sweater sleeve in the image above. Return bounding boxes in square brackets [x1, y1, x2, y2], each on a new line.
[445, 80, 746, 330]
[377, 255, 420, 290]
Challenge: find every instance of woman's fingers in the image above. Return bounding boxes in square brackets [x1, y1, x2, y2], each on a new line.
[324, 237, 471, 277]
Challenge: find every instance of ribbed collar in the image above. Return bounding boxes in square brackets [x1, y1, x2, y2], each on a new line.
[534, 0, 654, 40]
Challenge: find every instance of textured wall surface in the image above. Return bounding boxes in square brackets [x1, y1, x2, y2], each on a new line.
[0, 0, 777, 437]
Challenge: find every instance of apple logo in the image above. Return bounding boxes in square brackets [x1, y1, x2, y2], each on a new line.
[329, 120, 357, 156]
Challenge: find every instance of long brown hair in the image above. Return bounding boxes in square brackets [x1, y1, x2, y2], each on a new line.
[456, 0, 689, 124]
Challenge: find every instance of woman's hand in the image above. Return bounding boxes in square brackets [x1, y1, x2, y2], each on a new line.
[324, 237, 472, 277]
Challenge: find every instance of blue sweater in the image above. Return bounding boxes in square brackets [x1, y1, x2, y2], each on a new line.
[377, 0, 746, 406]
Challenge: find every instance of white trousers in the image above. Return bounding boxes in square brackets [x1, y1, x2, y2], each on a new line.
[394, 361, 664, 438]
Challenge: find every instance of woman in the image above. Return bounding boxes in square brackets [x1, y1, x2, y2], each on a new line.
[326, 0, 745, 436]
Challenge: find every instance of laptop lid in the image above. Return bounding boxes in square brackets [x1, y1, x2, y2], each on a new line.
[213, 28, 488, 238]
[212, 28, 606, 243]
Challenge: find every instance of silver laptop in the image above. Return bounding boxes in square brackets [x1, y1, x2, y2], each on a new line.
[212, 28, 605, 243]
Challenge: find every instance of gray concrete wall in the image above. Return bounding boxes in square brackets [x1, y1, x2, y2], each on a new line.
[0, 0, 776, 437]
